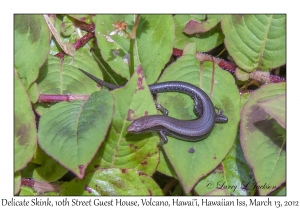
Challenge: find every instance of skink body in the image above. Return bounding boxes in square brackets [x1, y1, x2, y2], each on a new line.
[78, 68, 228, 143]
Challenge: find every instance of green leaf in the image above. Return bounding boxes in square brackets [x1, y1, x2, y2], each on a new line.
[86, 67, 159, 175]
[31, 146, 68, 182]
[19, 186, 37, 196]
[240, 82, 286, 195]
[20, 162, 39, 178]
[240, 92, 250, 111]
[95, 15, 174, 83]
[258, 94, 286, 129]
[195, 137, 255, 196]
[157, 44, 240, 193]
[174, 15, 224, 52]
[221, 138, 255, 195]
[269, 185, 286, 196]
[33, 159, 68, 182]
[60, 168, 163, 195]
[37, 51, 103, 95]
[28, 82, 39, 103]
[136, 15, 174, 84]
[14, 72, 37, 172]
[95, 15, 133, 79]
[14, 171, 21, 195]
[36, 51, 104, 116]
[235, 67, 250, 81]
[194, 163, 225, 195]
[38, 89, 115, 178]
[60, 15, 76, 36]
[184, 15, 222, 34]
[222, 15, 286, 72]
[14, 14, 50, 89]
[157, 150, 177, 178]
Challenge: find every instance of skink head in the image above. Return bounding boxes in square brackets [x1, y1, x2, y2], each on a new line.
[127, 119, 146, 133]
[127, 116, 159, 134]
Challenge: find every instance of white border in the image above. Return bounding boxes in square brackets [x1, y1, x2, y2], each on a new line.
[2, 1, 298, 209]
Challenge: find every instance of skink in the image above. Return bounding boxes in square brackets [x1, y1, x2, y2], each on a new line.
[78, 68, 228, 143]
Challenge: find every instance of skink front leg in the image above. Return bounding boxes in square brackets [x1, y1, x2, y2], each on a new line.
[154, 100, 169, 116]
[159, 130, 168, 144]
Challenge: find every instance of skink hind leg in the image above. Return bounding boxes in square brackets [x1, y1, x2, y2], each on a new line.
[214, 106, 228, 123]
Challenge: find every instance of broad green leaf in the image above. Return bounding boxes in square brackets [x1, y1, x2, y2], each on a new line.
[37, 51, 103, 95]
[38, 89, 115, 178]
[184, 15, 222, 34]
[258, 94, 286, 129]
[95, 14, 174, 83]
[195, 138, 255, 196]
[222, 15, 286, 72]
[240, 82, 286, 195]
[136, 15, 174, 84]
[157, 43, 240, 193]
[36, 51, 104, 116]
[60, 168, 163, 195]
[14, 171, 21, 195]
[14, 72, 37, 172]
[86, 67, 159, 175]
[174, 15, 224, 52]
[14, 14, 50, 89]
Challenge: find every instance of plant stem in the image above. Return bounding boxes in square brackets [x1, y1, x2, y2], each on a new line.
[39, 94, 90, 103]
[55, 32, 95, 59]
[21, 178, 61, 194]
[128, 15, 141, 76]
[130, 14, 140, 39]
[173, 48, 286, 83]
[129, 38, 135, 76]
